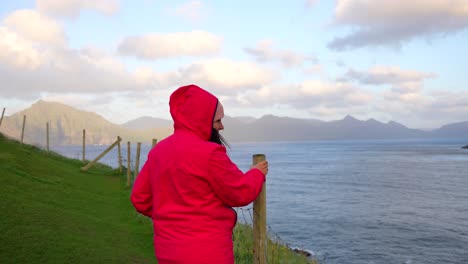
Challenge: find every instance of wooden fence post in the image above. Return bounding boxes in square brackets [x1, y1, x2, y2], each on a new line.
[134, 142, 141, 181]
[21, 115, 26, 143]
[253, 154, 267, 264]
[152, 139, 158, 148]
[117, 137, 122, 174]
[80, 137, 122, 172]
[0, 107, 5, 127]
[82, 129, 86, 163]
[46, 122, 50, 153]
[127, 142, 131, 187]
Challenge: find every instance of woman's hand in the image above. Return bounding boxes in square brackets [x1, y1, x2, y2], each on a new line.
[251, 161, 268, 175]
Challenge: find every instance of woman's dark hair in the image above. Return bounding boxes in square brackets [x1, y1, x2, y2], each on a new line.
[209, 128, 230, 148]
[209, 100, 230, 148]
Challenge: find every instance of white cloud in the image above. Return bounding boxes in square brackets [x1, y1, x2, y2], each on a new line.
[340, 65, 439, 122]
[375, 89, 468, 128]
[0, 21, 275, 101]
[224, 80, 375, 122]
[428, 90, 468, 110]
[341, 65, 436, 85]
[172, 1, 207, 22]
[239, 80, 372, 111]
[3, 9, 66, 46]
[329, 0, 468, 50]
[36, 0, 119, 18]
[178, 59, 277, 93]
[390, 82, 421, 95]
[0, 43, 142, 99]
[79, 46, 127, 73]
[299, 80, 372, 108]
[118, 31, 222, 60]
[0, 27, 44, 70]
[133, 66, 181, 87]
[128, 58, 277, 95]
[382, 87, 425, 104]
[244, 40, 317, 68]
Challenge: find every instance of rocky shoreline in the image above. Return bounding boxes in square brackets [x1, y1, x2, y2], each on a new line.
[293, 248, 313, 258]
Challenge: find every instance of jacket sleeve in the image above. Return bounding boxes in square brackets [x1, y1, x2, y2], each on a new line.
[207, 145, 266, 207]
[130, 161, 153, 218]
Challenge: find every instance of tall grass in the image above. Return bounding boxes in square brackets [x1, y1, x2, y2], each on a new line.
[234, 223, 316, 264]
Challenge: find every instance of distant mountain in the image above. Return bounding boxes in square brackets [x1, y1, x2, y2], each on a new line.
[1, 100, 467, 146]
[233, 116, 257, 124]
[222, 115, 326, 142]
[0, 100, 171, 146]
[222, 114, 427, 142]
[430, 121, 468, 138]
[122, 116, 173, 130]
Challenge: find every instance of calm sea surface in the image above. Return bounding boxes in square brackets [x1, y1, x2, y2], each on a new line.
[55, 139, 468, 264]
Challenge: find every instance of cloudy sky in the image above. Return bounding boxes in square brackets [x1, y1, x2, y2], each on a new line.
[1, 0, 467, 129]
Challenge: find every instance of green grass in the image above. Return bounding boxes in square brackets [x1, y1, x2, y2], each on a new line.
[234, 224, 316, 264]
[0, 133, 316, 263]
[0, 133, 154, 263]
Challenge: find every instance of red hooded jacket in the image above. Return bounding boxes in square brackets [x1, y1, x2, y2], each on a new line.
[130, 84, 265, 263]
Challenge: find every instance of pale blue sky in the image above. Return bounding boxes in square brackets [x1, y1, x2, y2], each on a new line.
[1, 0, 467, 129]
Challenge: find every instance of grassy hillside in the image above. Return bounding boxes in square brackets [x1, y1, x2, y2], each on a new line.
[0, 133, 155, 263]
[0, 133, 315, 263]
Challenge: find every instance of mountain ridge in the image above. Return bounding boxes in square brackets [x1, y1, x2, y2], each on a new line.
[1, 100, 171, 146]
[1, 100, 467, 145]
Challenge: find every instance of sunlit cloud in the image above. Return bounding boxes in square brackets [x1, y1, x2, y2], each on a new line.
[341, 65, 437, 85]
[328, 0, 468, 50]
[0, 44, 139, 99]
[171, 1, 207, 22]
[178, 59, 277, 93]
[117, 31, 222, 60]
[0, 27, 44, 70]
[3, 9, 66, 46]
[36, 0, 119, 18]
[244, 40, 317, 68]
[239, 80, 372, 110]
[375, 89, 468, 128]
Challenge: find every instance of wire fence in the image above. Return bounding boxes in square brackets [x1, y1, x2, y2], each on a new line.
[235, 207, 317, 264]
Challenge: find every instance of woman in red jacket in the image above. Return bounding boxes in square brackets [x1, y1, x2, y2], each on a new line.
[131, 84, 268, 263]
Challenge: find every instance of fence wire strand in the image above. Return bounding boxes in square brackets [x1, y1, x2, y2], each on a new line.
[234, 207, 315, 264]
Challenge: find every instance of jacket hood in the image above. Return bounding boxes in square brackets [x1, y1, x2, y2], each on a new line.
[169, 84, 218, 141]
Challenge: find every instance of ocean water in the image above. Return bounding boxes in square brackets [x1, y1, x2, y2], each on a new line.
[54, 139, 468, 264]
